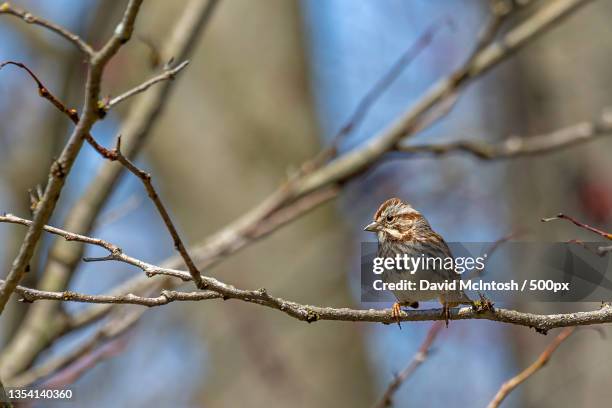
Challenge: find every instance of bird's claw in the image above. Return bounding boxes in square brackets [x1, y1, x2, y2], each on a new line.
[391, 302, 403, 329]
[441, 304, 451, 328]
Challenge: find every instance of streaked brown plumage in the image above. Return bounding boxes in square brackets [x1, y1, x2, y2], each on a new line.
[364, 198, 471, 326]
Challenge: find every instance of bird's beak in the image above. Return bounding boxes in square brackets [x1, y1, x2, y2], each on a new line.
[364, 221, 380, 232]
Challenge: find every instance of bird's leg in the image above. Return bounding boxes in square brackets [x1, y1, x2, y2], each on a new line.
[391, 302, 403, 329]
[439, 297, 457, 327]
[390, 301, 419, 328]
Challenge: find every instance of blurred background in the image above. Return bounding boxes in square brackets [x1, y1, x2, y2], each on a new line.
[1, 0, 611, 406]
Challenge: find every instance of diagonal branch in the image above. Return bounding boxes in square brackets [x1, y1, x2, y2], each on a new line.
[486, 327, 576, 408]
[330, 19, 450, 151]
[0, 60, 203, 288]
[542, 213, 612, 255]
[373, 322, 444, 408]
[104, 60, 191, 110]
[9, 308, 144, 388]
[88, 135, 205, 288]
[0, 1, 94, 57]
[178, 0, 592, 280]
[542, 213, 612, 240]
[0, 60, 116, 159]
[0, 0, 144, 314]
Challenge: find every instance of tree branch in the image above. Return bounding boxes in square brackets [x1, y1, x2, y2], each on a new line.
[9, 308, 144, 388]
[373, 322, 443, 408]
[397, 111, 612, 159]
[0, 0, 144, 314]
[0, 0, 221, 380]
[2, 275, 612, 334]
[173, 0, 592, 283]
[542, 213, 612, 240]
[0, 59, 202, 289]
[104, 60, 190, 110]
[3, 215, 612, 334]
[486, 327, 576, 408]
[88, 135, 206, 288]
[0, 1, 95, 57]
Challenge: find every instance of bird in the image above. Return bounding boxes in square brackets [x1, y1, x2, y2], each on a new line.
[364, 197, 472, 327]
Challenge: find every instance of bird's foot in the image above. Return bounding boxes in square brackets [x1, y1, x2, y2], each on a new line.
[471, 292, 495, 313]
[391, 302, 403, 329]
[441, 304, 451, 328]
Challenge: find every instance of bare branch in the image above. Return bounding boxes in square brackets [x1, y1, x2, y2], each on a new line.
[3, 274, 612, 333]
[91, 135, 206, 288]
[294, 0, 592, 199]
[9, 308, 144, 388]
[331, 19, 449, 150]
[487, 327, 576, 408]
[542, 213, 612, 240]
[0, 0, 144, 314]
[148, 0, 592, 314]
[1, 60, 202, 289]
[0, 60, 125, 159]
[373, 322, 443, 408]
[4, 213, 612, 333]
[0, 0, 220, 381]
[105, 60, 190, 110]
[12, 284, 219, 308]
[0, 1, 94, 57]
[398, 112, 612, 159]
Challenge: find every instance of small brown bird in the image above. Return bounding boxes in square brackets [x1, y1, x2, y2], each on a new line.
[364, 198, 472, 327]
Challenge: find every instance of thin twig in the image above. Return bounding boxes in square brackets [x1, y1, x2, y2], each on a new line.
[373, 322, 443, 408]
[542, 213, 612, 240]
[0, 1, 94, 56]
[0, 60, 202, 288]
[105, 60, 190, 110]
[333, 20, 449, 149]
[486, 327, 576, 408]
[0, 60, 118, 159]
[0, 0, 144, 314]
[95, 135, 205, 288]
[542, 213, 612, 256]
[293, 0, 591, 198]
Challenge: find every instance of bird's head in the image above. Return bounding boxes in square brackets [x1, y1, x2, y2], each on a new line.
[364, 198, 423, 242]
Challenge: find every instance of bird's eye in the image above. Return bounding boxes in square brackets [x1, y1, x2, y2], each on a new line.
[386, 215, 394, 222]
